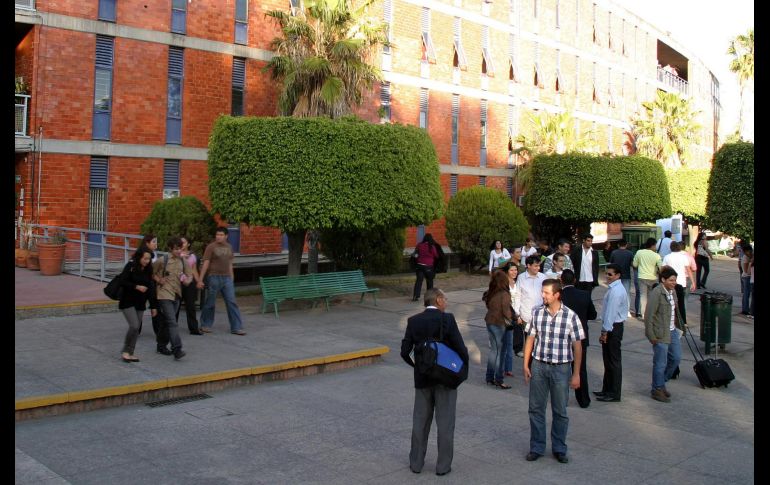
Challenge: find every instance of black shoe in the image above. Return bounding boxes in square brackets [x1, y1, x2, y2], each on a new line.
[553, 452, 569, 464]
[525, 452, 542, 461]
[156, 347, 173, 356]
[579, 402, 590, 409]
[436, 468, 451, 476]
[174, 350, 186, 360]
[411, 297, 419, 302]
[410, 468, 421, 474]
[190, 330, 204, 335]
[592, 391, 606, 397]
[596, 395, 621, 402]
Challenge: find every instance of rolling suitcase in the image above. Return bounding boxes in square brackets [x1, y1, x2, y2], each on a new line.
[682, 317, 735, 388]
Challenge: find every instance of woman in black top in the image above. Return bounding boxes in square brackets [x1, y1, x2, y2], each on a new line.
[119, 248, 158, 362]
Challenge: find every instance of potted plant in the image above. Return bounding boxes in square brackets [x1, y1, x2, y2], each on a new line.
[26, 236, 40, 270]
[15, 221, 32, 267]
[38, 230, 67, 276]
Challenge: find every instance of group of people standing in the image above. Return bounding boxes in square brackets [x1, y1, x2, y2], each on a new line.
[117, 227, 246, 363]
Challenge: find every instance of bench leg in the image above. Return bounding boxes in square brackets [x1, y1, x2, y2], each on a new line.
[324, 297, 330, 311]
[372, 293, 377, 306]
[261, 301, 267, 314]
[273, 302, 279, 318]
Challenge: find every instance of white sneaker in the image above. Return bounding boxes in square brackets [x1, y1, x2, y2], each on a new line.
[515, 351, 524, 358]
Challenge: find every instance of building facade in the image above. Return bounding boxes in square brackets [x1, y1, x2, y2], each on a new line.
[14, 0, 720, 253]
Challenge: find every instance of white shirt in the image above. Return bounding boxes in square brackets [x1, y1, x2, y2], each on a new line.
[515, 271, 547, 323]
[664, 287, 676, 331]
[579, 247, 593, 283]
[509, 282, 520, 314]
[662, 252, 690, 287]
[521, 245, 538, 259]
[489, 248, 511, 272]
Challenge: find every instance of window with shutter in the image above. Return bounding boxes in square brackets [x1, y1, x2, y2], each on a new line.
[163, 160, 180, 199]
[93, 36, 114, 141]
[167, 47, 184, 144]
[232, 57, 246, 116]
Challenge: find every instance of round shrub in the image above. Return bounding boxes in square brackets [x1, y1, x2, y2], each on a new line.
[445, 186, 530, 270]
[140, 196, 218, 255]
[320, 226, 406, 275]
[707, 141, 754, 239]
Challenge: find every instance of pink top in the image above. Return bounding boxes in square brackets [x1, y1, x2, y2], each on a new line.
[415, 242, 439, 266]
[184, 252, 197, 269]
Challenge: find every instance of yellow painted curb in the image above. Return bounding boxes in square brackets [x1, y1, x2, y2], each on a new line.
[16, 345, 389, 411]
[16, 300, 114, 310]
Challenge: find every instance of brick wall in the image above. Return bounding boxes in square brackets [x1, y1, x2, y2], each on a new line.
[184, 49, 231, 147]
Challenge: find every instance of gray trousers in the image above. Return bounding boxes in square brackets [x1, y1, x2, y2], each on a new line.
[121, 308, 144, 354]
[410, 385, 457, 474]
[158, 299, 183, 353]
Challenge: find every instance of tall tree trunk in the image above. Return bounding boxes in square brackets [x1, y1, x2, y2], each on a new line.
[307, 229, 319, 274]
[286, 230, 306, 276]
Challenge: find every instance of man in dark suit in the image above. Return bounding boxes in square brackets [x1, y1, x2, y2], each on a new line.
[560, 269, 597, 408]
[571, 233, 600, 295]
[401, 288, 469, 476]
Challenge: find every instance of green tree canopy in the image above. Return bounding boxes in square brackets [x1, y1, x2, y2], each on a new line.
[445, 186, 530, 270]
[207, 115, 443, 274]
[706, 141, 754, 240]
[140, 196, 218, 255]
[665, 168, 709, 224]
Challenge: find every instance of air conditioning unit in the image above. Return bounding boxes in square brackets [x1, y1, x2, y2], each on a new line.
[517, 195, 526, 207]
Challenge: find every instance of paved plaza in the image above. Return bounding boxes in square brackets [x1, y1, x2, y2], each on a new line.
[16, 258, 754, 484]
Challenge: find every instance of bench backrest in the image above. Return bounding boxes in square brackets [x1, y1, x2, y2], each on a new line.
[311, 270, 369, 291]
[260, 270, 371, 300]
[260, 274, 317, 298]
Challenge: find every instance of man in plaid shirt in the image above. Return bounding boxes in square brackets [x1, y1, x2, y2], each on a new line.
[523, 279, 585, 464]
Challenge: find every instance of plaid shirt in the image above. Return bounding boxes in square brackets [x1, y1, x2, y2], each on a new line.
[525, 302, 585, 364]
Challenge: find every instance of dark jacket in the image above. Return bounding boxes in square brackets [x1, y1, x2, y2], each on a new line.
[401, 309, 469, 388]
[609, 248, 634, 279]
[483, 290, 513, 327]
[118, 262, 158, 311]
[561, 286, 597, 345]
[571, 247, 600, 287]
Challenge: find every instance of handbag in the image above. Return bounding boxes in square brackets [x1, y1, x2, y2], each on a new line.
[414, 315, 466, 388]
[104, 263, 131, 300]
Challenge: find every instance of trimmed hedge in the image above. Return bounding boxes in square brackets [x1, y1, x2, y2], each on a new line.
[207, 116, 443, 232]
[527, 153, 672, 223]
[140, 196, 218, 255]
[445, 186, 530, 269]
[666, 168, 709, 223]
[320, 226, 406, 275]
[707, 142, 754, 239]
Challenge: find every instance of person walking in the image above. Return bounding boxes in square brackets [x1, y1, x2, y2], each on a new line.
[656, 230, 674, 259]
[488, 240, 511, 274]
[662, 241, 696, 324]
[177, 236, 204, 335]
[514, 255, 547, 347]
[609, 239, 634, 317]
[542, 239, 573, 274]
[523, 278, 585, 464]
[595, 263, 628, 403]
[137, 234, 159, 337]
[483, 270, 514, 389]
[152, 237, 191, 360]
[570, 233, 599, 295]
[197, 227, 246, 335]
[400, 288, 469, 476]
[632, 238, 661, 319]
[644, 266, 685, 403]
[412, 234, 440, 302]
[693, 232, 713, 289]
[501, 262, 524, 368]
[544, 252, 566, 279]
[118, 248, 158, 362]
[740, 243, 753, 316]
[560, 269, 597, 408]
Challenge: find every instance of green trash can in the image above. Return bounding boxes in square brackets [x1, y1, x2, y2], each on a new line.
[699, 291, 733, 354]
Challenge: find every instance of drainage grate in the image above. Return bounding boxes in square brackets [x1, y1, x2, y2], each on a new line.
[145, 393, 212, 408]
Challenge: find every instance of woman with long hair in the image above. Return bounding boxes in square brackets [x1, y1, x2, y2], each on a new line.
[412, 233, 440, 302]
[483, 269, 514, 389]
[500, 263, 522, 377]
[488, 240, 511, 274]
[118, 248, 158, 362]
[693, 232, 713, 289]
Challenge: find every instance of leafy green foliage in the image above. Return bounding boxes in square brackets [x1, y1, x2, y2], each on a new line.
[207, 115, 443, 233]
[320, 226, 405, 275]
[665, 168, 709, 223]
[527, 153, 672, 223]
[140, 196, 218, 255]
[632, 90, 701, 168]
[706, 141, 754, 239]
[445, 187, 530, 269]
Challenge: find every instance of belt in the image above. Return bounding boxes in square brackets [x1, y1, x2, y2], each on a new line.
[535, 359, 567, 366]
[614, 321, 625, 325]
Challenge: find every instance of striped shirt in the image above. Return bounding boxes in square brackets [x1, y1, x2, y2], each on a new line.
[525, 303, 585, 364]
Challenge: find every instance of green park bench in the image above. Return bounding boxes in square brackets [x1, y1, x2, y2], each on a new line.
[598, 251, 609, 269]
[259, 269, 379, 317]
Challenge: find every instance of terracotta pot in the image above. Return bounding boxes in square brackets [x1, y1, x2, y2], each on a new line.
[15, 248, 29, 268]
[37, 242, 65, 276]
[26, 251, 40, 270]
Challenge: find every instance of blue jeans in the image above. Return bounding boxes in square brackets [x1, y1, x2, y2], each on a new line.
[201, 275, 243, 332]
[741, 276, 752, 314]
[502, 328, 513, 373]
[621, 279, 631, 314]
[652, 328, 682, 391]
[528, 360, 571, 455]
[485, 324, 505, 383]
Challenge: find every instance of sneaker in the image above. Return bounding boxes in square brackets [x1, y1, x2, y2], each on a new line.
[747, 314, 754, 319]
[515, 351, 524, 358]
[173, 350, 186, 360]
[231, 329, 247, 336]
[156, 347, 173, 356]
[650, 388, 670, 403]
[200, 327, 213, 333]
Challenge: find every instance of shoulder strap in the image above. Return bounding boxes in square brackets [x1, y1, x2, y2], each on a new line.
[657, 239, 663, 252]
[163, 254, 169, 273]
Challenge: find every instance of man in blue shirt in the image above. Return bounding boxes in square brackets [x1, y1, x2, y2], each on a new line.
[595, 263, 628, 402]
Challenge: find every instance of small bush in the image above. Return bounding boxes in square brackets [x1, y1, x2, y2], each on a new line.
[140, 196, 218, 254]
[320, 226, 406, 275]
[445, 186, 530, 270]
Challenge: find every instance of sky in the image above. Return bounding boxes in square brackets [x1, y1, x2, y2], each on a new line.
[612, 0, 754, 138]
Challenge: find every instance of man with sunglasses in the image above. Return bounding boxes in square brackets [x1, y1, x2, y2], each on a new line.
[595, 264, 628, 402]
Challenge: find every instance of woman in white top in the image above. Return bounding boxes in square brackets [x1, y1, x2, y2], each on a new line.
[693, 233, 713, 289]
[520, 238, 537, 259]
[489, 240, 511, 274]
[501, 262, 523, 375]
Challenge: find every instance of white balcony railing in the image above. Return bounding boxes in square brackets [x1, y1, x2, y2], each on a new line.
[15, 0, 34, 10]
[657, 66, 689, 95]
[15, 94, 30, 136]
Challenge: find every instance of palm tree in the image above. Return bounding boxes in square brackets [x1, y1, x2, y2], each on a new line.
[727, 28, 754, 140]
[264, 0, 387, 274]
[632, 90, 701, 169]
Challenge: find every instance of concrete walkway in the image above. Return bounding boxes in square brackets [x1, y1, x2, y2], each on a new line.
[15, 257, 754, 483]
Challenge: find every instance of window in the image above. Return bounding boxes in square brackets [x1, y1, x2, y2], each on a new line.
[232, 57, 246, 116]
[290, 0, 302, 15]
[98, 0, 116, 22]
[171, 0, 186, 34]
[383, 0, 393, 54]
[452, 18, 467, 70]
[421, 8, 436, 63]
[451, 94, 459, 165]
[508, 34, 519, 82]
[450, 174, 458, 196]
[380, 82, 391, 122]
[621, 18, 627, 56]
[507, 177, 513, 197]
[163, 160, 180, 198]
[93, 35, 114, 141]
[235, 0, 248, 44]
[167, 47, 184, 144]
[555, 68, 565, 93]
[592, 3, 598, 45]
[419, 88, 428, 129]
[534, 63, 543, 88]
[533, 0, 538, 18]
[479, 176, 486, 186]
[555, 0, 560, 28]
[480, 99, 487, 167]
[607, 11, 613, 50]
[607, 68, 616, 107]
[88, 157, 108, 257]
[481, 26, 495, 77]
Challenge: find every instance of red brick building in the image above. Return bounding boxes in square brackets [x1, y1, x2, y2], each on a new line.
[14, 0, 720, 253]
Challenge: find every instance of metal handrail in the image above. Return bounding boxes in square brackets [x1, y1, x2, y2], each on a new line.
[656, 67, 689, 95]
